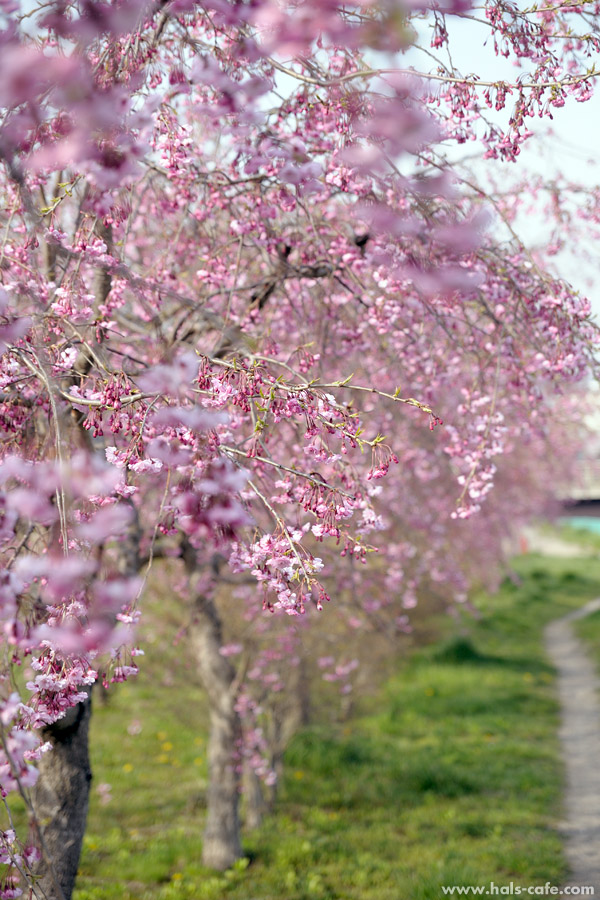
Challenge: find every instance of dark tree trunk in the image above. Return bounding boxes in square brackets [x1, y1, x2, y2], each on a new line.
[31, 692, 92, 900]
[188, 586, 243, 870]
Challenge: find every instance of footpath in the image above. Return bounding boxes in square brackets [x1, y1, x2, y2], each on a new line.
[545, 598, 600, 890]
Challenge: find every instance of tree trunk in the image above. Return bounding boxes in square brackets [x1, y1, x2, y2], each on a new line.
[243, 763, 268, 830]
[31, 692, 92, 900]
[189, 589, 243, 870]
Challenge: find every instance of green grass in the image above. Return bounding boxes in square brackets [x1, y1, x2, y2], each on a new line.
[573, 600, 600, 665]
[64, 554, 600, 899]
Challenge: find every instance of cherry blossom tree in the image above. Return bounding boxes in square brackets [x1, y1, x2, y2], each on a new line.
[0, 0, 597, 896]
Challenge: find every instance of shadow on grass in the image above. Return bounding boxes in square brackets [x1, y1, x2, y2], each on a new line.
[428, 636, 555, 676]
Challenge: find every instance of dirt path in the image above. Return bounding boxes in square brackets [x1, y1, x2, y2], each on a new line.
[544, 598, 600, 889]
[521, 527, 592, 559]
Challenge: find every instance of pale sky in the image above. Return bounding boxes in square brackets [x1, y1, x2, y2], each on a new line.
[408, 14, 600, 313]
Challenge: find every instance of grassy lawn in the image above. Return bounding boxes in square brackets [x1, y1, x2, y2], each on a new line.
[573, 596, 600, 665]
[60, 554, 600, 899]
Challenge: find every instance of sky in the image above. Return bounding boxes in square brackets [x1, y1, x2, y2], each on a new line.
[408, 13, 600, 312]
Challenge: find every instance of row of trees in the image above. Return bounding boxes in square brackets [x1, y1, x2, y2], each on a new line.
[0, 0, 598, 897]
